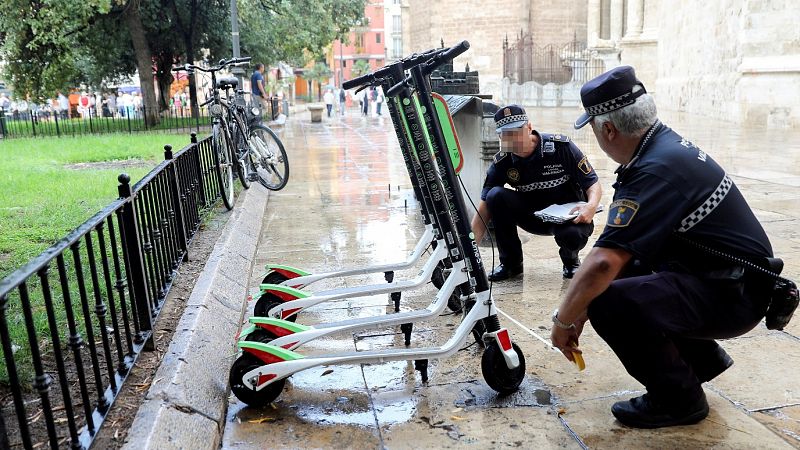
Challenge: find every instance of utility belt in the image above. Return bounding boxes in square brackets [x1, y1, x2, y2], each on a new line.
[671, 234, 798, 331]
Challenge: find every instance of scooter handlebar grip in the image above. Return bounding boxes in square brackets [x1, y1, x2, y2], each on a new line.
[343, 74, 374, 90]
[440, 40, 470, 61]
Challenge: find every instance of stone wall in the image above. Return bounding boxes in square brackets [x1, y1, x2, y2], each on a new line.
[404, 0, 587, 100]
[655, 0, 800, 128]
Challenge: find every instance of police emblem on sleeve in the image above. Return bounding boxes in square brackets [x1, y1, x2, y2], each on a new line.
[507, 168, 520, 183]
[607, 199, 639, 227]
[578, 156, 593, 174]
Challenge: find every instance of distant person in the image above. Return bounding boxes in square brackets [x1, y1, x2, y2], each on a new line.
[106, 92, 117, 117]
[251, 63, 269, 115]
[323, 89, 334, 118]
[56, 91, 69, 119]
[361, 88, 369, 117]
[338, 88, 346, 116]
[375, 88, 384, 116]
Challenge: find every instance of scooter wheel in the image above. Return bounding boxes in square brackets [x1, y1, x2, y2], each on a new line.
[431, 263, 446, 290]
[253, 292, 297, 322]
[229, 353, 286, 407]
[262, 271, 290, 285]
[481, 342, 526, 395]
[244, 327, 278, 344]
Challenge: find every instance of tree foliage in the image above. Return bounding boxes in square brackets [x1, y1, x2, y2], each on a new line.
[238, 0, 365, 67]
[350, 59, 371, 78]
[0, 0, 366, 103]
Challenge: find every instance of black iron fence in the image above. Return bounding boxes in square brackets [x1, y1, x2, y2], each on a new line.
[503, 34, 604, 85]
[0, 132, 221, 449]
[0, 101, 282, 139]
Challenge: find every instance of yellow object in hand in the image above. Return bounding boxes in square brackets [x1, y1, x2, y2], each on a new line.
[569, 339, 585, 371]
[572, 350, 585, 371]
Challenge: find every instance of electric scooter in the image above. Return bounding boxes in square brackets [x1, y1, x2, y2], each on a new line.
[239, 58, 472, 348]
[252, 47, 468, 321]
[229, 41, 526, 407]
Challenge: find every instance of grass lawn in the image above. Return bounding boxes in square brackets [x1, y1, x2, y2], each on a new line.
[0, 133, 198, 279]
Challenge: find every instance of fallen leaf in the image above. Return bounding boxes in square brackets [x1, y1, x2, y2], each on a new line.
[451, 415, 465, 421]
[557, 407, 567, 416]
[321, 369, 334, 376]
[248, 417, 276, 424]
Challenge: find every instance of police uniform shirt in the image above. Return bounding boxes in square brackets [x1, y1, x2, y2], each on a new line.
[480, 131, 599, 211]
[595, 121, 773, 269]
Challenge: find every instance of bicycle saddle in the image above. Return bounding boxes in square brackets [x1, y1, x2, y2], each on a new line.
[216, 77, 239, 90]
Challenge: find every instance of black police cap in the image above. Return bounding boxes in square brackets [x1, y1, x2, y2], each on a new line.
[574, 66, 646, 129]
[494, 104, 529, 132]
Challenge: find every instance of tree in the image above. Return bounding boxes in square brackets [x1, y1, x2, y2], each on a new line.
[303, 62, 333, 101]
[350, 59, 371, 78]
[0, 0, 366, 121]
[238, 0, 365, 67]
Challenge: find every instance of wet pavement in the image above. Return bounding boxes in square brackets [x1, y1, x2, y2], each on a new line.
[221, 105, 800, 449]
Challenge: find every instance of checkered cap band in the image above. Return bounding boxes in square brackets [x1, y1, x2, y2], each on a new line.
[515, 175, 570, 192]
[496, 114, 528, 128]
[585, 89, 644, 116]
[677, 174, 733, 232]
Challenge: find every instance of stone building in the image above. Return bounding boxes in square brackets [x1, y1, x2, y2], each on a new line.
[588, 0, 800, 128]
[402, 0, 587, 96]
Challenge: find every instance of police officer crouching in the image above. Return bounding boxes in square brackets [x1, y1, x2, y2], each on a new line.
[470, 105, 602, 281]
[550, 66, 776, 428]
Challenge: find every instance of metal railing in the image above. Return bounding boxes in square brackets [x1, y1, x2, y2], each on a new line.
[0, 132, 221, 449]
[502, 34, 604, 85]
[0, 103, 280, 139]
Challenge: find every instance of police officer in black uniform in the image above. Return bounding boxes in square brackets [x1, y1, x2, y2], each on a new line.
[550, 66, 775, 428]
[470, 105, 602, 281]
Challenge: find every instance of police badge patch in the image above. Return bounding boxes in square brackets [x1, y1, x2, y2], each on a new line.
[543, 142, 555, 154]
[504, 108, 512, 117]
[507, 168, 520, 183]
[607, 199, 639, 227]
[578, 156, 593, 174]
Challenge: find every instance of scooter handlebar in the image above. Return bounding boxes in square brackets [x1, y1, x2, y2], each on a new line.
[342, 73, 374, 90]
[422, 40, 470, 75]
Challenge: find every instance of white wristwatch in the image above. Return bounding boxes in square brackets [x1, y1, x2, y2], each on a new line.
[552, 309, 576, 330]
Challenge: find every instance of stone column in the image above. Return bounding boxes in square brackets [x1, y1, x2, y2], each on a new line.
[588, 0, 601, 47]
[610, 0, 624, 42]
[625, 0, 644, 38]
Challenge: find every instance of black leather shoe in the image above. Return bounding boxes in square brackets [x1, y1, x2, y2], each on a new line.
[488, 264, 523, 281]
[611, 393, 709, 429]
[562, 261, 580, 279]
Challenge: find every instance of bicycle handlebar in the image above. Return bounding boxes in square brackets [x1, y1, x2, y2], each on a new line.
[384, 41, 470, 96]
[171, 56, 252, 74]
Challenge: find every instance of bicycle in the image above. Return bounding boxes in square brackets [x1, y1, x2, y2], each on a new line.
[172, 57, 290, 210]
[226, 89, 290, 192]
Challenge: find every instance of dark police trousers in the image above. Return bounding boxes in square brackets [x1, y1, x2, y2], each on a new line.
[587, 270, 770, 409]
[485, 186, 593, 267]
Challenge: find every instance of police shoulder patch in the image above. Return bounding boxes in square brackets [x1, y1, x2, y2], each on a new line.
[578, 156, 593, 175]
[493, 151, 508, 164]
[607, 199, 640, 227]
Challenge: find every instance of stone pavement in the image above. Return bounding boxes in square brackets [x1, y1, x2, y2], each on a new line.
[221, 107, 800, 449]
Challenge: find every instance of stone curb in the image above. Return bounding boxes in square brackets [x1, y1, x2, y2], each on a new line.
[122, 184, 269, 450]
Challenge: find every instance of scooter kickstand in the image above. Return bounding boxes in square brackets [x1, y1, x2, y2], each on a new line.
[390, 291, 402, 312]
[400, 322, 413, 346]
[415, 359, 429, 383]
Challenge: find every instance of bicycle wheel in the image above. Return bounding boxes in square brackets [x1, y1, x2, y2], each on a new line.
[232, 121, 252, 189]
[249, 125, 289, 191]
[212, 123, 235, 210]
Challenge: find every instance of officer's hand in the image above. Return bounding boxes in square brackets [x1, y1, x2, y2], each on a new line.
[570, 204, 596, 224]
[551, 325, 581, 362]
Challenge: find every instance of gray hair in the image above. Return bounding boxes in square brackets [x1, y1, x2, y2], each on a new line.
[593, 86, 658, 137]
